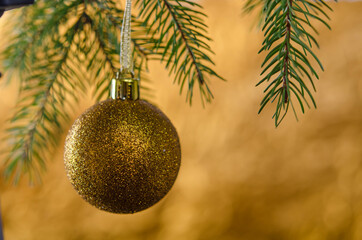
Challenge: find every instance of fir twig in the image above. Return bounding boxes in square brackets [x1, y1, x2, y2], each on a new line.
[135, 0, 224, 105]
[1, 0, 222, 181]
[4, 14, 85, 183]
[245, 0, 336, 126]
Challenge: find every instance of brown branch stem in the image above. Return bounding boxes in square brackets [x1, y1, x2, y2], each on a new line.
[282, 0, 293, 103]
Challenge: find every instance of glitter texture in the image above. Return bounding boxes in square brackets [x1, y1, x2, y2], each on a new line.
[64, 99, 181, 214]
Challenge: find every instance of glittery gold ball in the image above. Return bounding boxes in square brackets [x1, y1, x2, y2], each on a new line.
[64, 99, 181, 214]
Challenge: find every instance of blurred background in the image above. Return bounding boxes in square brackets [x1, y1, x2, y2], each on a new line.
[0, 0, 361, 239]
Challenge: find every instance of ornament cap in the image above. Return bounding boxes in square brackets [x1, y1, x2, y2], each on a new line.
[111, 71, 140, 100]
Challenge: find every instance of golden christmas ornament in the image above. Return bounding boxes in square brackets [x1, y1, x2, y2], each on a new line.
[64, 0, 181, 214]
[64, 72, 181, 213]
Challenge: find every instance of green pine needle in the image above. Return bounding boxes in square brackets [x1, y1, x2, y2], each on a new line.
[1, 0, 222, 182]
[135, 0, 224, 105]
[244, 0, 336, 127]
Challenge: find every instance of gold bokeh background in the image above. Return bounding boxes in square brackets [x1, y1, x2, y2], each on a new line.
[1, 0, 362, 239]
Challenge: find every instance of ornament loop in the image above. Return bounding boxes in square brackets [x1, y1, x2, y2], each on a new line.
[111, 71, 139, 100]
[113, 0, 138, 100]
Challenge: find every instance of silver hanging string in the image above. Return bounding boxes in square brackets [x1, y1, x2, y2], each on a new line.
[120, 0, 133, 74]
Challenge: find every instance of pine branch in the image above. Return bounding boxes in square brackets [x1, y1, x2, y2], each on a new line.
[246, 0, 336, 126]
[2, 0, 83, 82]
[4, 14, 85, 183]
[1, 0, 222, 181]
[135, 0, 224, 105]
[1, 0, 157, 182]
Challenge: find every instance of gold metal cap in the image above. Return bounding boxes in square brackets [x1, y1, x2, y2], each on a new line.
[111, 70, 140, 100]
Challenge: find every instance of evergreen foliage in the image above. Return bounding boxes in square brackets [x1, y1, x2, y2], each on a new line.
[1, 0, 221, 182]
[0, 0, 336, 181]
[245, 0, 336, 126]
